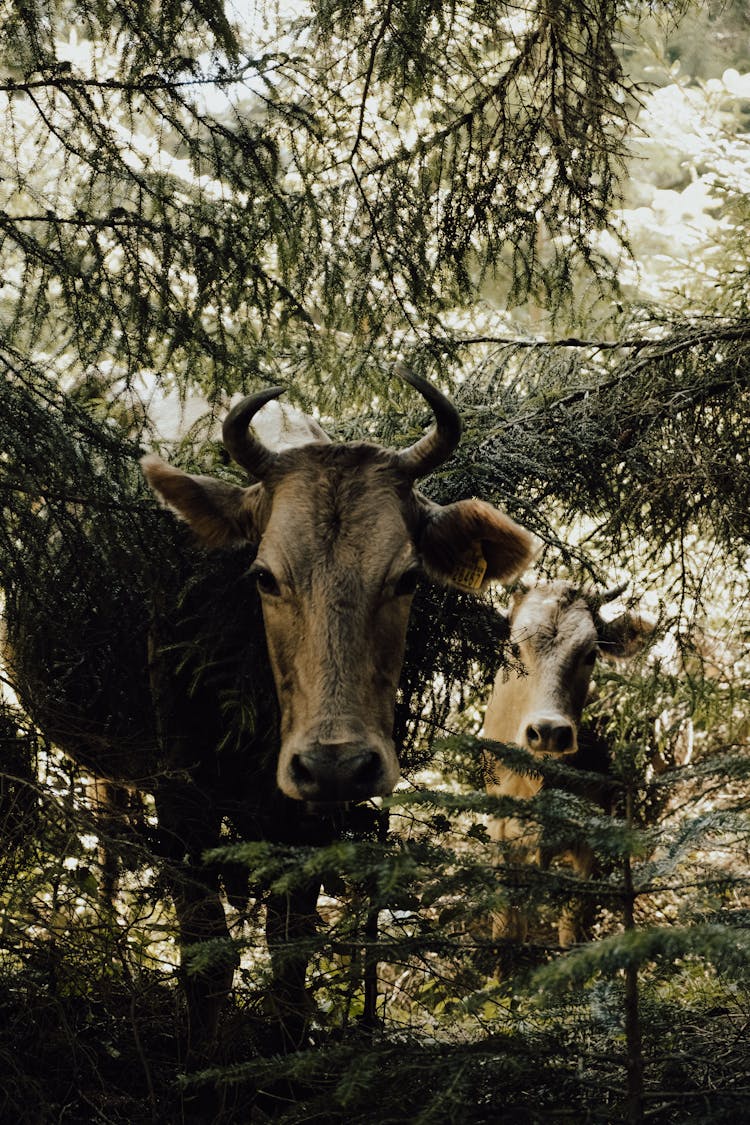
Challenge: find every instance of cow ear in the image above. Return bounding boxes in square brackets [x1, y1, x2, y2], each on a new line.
[598, 612, 655, 659]
[141, 455, 264, 548]
[417, 498, 537, 592]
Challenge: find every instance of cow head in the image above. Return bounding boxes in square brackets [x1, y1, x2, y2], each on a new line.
[485, 581, 651, 758]
[142, 371, 536, 803]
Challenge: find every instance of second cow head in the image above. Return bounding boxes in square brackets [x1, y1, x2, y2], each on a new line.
[484, 580, 652, 758]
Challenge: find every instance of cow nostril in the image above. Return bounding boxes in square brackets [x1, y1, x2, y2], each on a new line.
[351, 750, 383, 788]
[554, 725, 574, 753]
[526, 724, 542, 747]
[290, 754, 315, 787]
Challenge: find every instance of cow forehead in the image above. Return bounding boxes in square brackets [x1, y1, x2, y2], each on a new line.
[512, 584, 598, 653]
[258, 446, 416, 579]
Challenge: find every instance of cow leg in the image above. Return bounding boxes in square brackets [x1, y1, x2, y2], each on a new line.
[154, 787, 238, 1059]
[172, 861, 238, 1051]
[153, 787, 241, 1125]
[265, 878, 321, 1051]
[558, 845, 596, 947]
[492, 899, 529, 944]
[89, 779, 132, 907]
[489, 815, 533, 975]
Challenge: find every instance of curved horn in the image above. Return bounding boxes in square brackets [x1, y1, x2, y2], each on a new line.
[597, 582, 629, 606]
[394, 365, 462, 480]
[585, 581, 629, 615]
[222, 387, 285, 479]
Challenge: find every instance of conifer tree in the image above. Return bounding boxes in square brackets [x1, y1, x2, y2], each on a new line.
[1, 2, 748, 1122]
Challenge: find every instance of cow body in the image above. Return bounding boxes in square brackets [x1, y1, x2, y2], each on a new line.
[5, 370, 535, 1059]
[483, 582, 647, 949]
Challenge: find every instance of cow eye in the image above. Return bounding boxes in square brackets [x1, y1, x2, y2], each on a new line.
[251, 566, 281, 597]
[393, 567, 420, 597]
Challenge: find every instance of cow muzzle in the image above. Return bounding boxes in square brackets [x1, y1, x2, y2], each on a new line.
[523, 716, 578, 756]
[278, 733, 399, 803]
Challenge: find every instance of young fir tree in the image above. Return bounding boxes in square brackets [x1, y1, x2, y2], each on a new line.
[1, 1, 749, 1122]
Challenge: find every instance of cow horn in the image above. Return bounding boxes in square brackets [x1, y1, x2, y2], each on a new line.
[222, 387, 285, 479]
[394, 365, 462, 479]
[597, 582, 629, 606]
[586, 582, 629, 615]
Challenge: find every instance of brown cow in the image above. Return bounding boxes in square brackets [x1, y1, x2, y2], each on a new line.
[5, 369, 536, 1069]
[135, 369, 536, 1050]
[483, 581, 650, 950]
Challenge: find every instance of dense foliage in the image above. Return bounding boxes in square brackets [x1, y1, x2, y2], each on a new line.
[1, 1, 749, 1123]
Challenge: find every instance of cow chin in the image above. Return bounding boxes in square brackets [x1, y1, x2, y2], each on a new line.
[277, 724, 400, 805]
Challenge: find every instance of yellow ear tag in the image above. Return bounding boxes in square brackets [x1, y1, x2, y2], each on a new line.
[450, 545, 487, 591]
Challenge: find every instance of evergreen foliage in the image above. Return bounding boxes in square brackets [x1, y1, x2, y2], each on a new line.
[1, 1, 749, 1122]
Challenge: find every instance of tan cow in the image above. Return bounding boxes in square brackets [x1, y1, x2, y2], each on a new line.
[483, 581, 650, 949]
